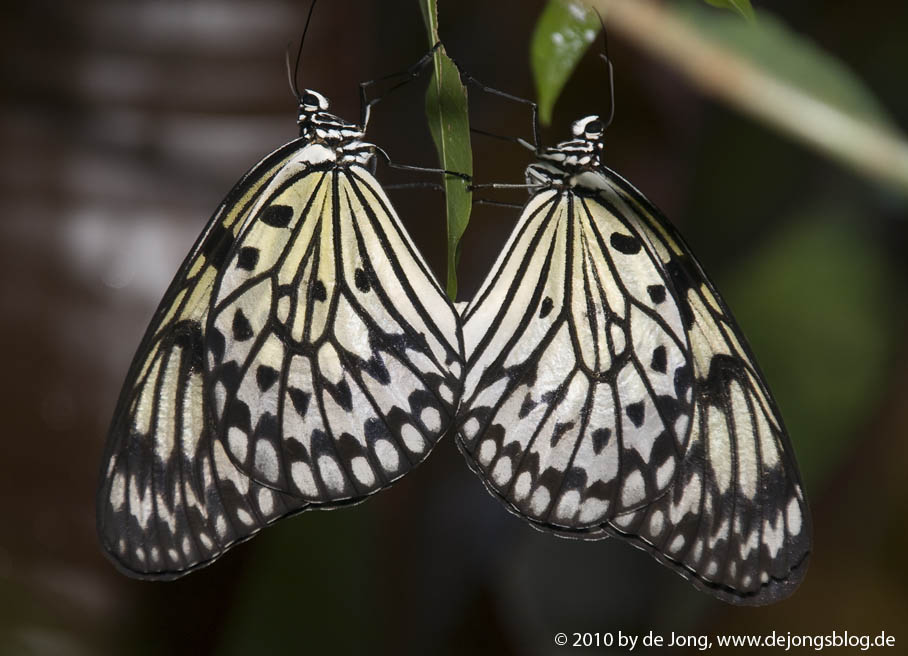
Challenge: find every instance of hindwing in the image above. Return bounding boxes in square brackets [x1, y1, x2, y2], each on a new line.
[97, 141, 314, 578]
[596, 170, 810, 605]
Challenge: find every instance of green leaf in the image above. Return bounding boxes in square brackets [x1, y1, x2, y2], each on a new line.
[677, 2, 897, 130]
[703, 0, 756, 22]
[419, 0, 473, 301]
[531, 0, 601, 125]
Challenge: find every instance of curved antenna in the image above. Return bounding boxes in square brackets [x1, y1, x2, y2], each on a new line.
[595, 10, 616, 131]
[286, 0, 319, 100]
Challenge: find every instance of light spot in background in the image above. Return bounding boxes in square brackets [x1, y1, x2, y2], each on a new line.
[86, 2, 298, 53]
[62, 206, 186, 297]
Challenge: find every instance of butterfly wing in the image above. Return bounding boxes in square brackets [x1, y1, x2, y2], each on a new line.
[595, 169, 811, 605]
[97, 140, 314, 579]
[206, 157, 463, 502]
[457, 168, 810, 604]
[458, 188, 695, 528]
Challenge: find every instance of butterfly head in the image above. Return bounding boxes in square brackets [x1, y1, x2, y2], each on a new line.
[297, 89, 330, 124]
[534, 115, 606, 183]
[572, 115, 606, 143]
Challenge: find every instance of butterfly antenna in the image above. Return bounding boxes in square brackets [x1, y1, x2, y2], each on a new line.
[287, 0, 318, 100]
[596, 10, 616, 131]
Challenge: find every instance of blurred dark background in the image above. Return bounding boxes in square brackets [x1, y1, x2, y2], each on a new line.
[2, 0, 907, 654]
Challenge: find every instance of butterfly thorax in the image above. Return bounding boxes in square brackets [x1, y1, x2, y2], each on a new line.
[295, 88, 374, 166]
[526, 115, 607, 190]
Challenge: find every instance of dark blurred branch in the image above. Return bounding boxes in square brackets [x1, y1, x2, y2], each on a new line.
[586, 0, 908, 198]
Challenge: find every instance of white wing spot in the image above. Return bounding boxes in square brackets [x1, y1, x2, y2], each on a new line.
[277, 295, 291, 324]
[168, 548, 179, 562]
[579, 497, 608, 523]
[674, 414, 690, 447]
[556, 490, 580, 521]
[135, 547, 146, 563]
[109, 472, 125, 511]
[317, 343, 344, 385]
[530, 486, 551, 516]
[763, 510, 785, 558]
[492, 456, 513, 486]
[621, 469, 645, 507]
[199, 533, 213, 550]
[351, 456, 376, 487]
[400, 424, 424, 454]
[317, 455, 345, 493]
[291, 461, 318, 496]
[787, 497, 803, 535]
[610, 323, 625, 355]
[374, 439, 400, 473]
[228, 427, 248, 462]
[669, 534, 685, 553]
[478, 439, 497, 466]
[438, 384, 454, 404]
[257, 487, 275, 516]
[513, 472, 532, 501]
[128, 474, 153, 530]
[254, 440, 280, 483]
[655, 457, 675, 489]
[461, 417, 480, 439]
[215, 515, 227, 538]
[420, 407, 441, 432]
[649, 510, 664, 536]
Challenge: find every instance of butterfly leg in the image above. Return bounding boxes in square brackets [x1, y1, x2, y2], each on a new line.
[359, 42, 443, 130]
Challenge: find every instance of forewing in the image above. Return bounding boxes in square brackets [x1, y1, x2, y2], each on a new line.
[595, 171, 811, 604]
[97, 140, 313, 579]
[207, 161, 462, 503]
[457, 189, 694, 529]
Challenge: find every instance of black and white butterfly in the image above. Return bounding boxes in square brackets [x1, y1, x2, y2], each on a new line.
[456, 114, 811, 605]
[97, 60, 463, 578]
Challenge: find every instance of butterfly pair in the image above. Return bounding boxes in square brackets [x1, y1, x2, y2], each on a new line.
[97, 51, 810, 606]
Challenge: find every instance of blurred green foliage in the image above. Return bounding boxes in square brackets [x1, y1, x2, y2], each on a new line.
[724, 208, 902, 487]
[675, 2, 899, 130]
[218, 509, 382, 655]
[703, 0, 756, 23]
